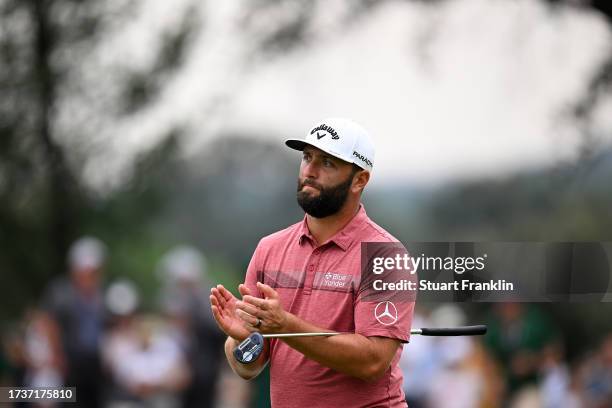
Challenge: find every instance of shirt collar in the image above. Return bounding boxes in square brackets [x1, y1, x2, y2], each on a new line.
[298, 204, 368, 251]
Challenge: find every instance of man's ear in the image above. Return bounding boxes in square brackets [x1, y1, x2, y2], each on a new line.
[352, 169, 370, 193]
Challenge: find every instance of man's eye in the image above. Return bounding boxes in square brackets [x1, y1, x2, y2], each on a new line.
[323, 159, 334, 167]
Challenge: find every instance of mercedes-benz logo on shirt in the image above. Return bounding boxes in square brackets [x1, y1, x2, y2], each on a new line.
[374, 301, 398, 326]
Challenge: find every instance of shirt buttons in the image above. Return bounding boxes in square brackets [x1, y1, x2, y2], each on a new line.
[308, 265, 315, 271]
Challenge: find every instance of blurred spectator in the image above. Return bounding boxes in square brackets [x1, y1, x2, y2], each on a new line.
[424, 305, 480, 408]
[400, 308, 437, 408]
[484, 303, 558, 399]
[538, 342, 580, 408]
[22, 310, 65, 393]
[157, 246, 225, 408]
[42, 236, 108, 408]
[105, 279, 140, 318]
[400, 305, 503, 408]
[103, 315, 190, 408]
[425, 305, 502, 408]
[577, 333, 612, 407]
[2, 311, 68, 408]
[101, 279, 141, 405]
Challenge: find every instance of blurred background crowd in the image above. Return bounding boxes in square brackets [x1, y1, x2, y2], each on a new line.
[2, 0, 612, 407]
[1, 237, 612, 407]
[1, 238, 228, 408]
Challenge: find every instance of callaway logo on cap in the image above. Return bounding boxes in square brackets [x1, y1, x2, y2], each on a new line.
[285, 118, 375, 171]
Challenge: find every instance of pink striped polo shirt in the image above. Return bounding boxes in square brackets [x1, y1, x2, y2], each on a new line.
[244, 205, 415, 408]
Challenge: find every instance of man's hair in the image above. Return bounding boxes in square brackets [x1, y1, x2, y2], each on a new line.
[350, 163, 362, 176]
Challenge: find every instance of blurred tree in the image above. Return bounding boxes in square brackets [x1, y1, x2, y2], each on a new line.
[548, 0, 612, 22]
[238, 0, 393, 58]
[0, 0, 96, 317]
[546, 0, 612, 157]
[425, 147, 612, 241]
[0, 0, 200, 319]
[157, 134, 301, 269]
[1, 0, 385, 319]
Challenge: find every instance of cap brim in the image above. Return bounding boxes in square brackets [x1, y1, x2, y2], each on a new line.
[285, 139, 308, 151]
[285, 138, 357, 167]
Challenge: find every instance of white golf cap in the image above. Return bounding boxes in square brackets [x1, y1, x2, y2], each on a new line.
[68, 236, 107, 271]
[286, 118, 375, 171]
[158, 245, 206, 283]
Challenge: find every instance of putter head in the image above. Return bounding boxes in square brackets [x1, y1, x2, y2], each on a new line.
[234, 332, 265, 364]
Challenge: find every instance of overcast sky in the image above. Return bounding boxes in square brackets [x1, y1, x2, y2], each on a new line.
[86, 0, 612, 189]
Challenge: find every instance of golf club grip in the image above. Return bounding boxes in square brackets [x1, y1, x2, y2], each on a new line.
[418, 325, 487, 336]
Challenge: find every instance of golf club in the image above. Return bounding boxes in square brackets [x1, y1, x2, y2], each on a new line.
[234, 325, 487, 364]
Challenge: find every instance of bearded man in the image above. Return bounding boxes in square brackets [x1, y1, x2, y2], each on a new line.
[210, 118, 414, 408]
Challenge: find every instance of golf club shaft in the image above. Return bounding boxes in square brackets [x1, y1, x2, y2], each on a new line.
[261, 325, 487, 338]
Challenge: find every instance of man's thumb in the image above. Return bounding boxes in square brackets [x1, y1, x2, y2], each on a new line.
[257, 281, 278, 299]
[238, 284, 251, 297]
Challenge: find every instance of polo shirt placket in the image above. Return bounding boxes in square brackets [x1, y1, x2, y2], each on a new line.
[303, 246, 322, 295]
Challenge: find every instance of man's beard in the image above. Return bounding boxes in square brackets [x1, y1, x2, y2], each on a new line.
[296, 174, 354, 218]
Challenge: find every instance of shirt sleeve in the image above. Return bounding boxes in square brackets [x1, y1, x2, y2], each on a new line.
[354, 242, 416, 343]
[244, 240, 265, 297]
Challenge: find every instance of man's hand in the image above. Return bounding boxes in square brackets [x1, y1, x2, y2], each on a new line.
[212, 283, 271, 380]
[236, 282, 288, 334]
[210, 284, 253, 341]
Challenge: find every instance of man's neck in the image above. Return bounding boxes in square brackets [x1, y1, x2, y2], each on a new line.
[305, 201, 361, 246]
